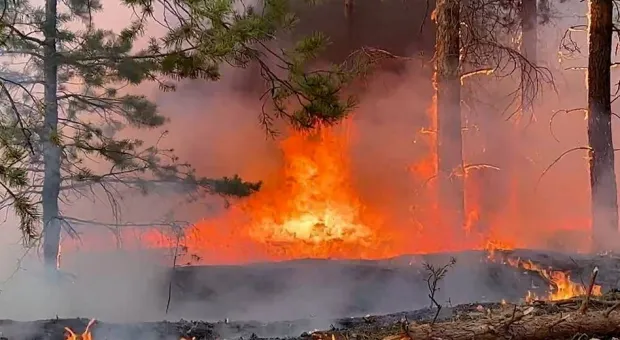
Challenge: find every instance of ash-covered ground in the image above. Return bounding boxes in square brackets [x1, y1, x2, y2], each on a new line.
[0, 249, 616, 340]
[164, 249, 588, 322]
[0, 302, 502, 340]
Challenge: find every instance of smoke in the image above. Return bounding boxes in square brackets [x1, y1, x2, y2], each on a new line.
[0, 0, 618, 334]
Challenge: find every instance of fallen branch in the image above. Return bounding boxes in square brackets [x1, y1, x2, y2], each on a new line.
[402, 308, 620, 340]
[578, 266, 599, 314]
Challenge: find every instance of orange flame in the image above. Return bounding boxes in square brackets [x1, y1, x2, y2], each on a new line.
[65, 319, 96, 340]
[505, 257, 601, 301]
[161, 121, 403, 263]
[243, 124, 378, 250]
[62, 63, 594, 268]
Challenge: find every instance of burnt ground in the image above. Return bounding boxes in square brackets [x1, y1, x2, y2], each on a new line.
[0, 249, 619, 340]
[0, 303, 499, 340]
[163, 249, 615, 322]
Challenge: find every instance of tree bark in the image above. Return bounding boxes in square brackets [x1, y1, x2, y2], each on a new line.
[405, 309, 620, 340]
[587, 0, 618, 251]
[435, 0, 464, 232]
[520, 0, 537, 114]
[41, 0, 62, 271]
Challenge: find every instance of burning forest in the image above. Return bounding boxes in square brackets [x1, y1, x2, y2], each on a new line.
[1, 0, 620, 339]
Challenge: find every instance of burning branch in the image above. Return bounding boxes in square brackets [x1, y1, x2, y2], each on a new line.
[460, 68, 495, 84]
[422, 257, 456, 326]
[536, 147, 593, 189]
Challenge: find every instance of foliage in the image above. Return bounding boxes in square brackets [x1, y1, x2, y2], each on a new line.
[0, 0, 361, 246]
[121, 0, 358, 133]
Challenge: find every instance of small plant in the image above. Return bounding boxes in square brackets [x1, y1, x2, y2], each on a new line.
[422, 256, 456, 326]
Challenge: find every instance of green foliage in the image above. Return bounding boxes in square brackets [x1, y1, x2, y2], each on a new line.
[122, 0, 358, 133]
[0, 0, 363, 245]
[208, 175, 263, 198]
[0, 0, 334, 241]
[0, 132, 39, 243]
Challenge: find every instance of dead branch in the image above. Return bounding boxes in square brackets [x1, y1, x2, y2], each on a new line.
[459, 0, 555, 121]
[535, 147, 592, 190]
[422, 257, 456, 326]
[604, 301, 620, 317]
[578, 266, 599, 314]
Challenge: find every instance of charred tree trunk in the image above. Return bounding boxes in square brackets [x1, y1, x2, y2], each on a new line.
[41, 0, 62, 271]
[435, 0, 465, 232]
[520, 0, 537, 115]
[587, 0, 619, 251]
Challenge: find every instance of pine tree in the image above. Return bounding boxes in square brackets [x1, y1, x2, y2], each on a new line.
[434, 0, 465, 234]
[0, 0, 358, 272]
[121, 0, 358, 133]
[520, 0, 537, 115]
[587, 0, 618, 251]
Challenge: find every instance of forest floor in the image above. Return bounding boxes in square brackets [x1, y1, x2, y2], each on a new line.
[2, 249, 620, 340]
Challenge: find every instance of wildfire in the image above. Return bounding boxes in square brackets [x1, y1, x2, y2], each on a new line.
[65, 319, 95, 340]
[243, 124, 376, 246]
[64, 65, 593, 266]
[165, 121, 401, 262]
[504, 257, 602, 301]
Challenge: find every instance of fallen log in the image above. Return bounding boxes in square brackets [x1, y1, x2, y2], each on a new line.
[402, 306, 620, 340]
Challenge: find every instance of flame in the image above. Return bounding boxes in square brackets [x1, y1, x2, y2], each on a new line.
[159, 120, 403, 262]
[61, 50, 595, 272]
[504, 257, 602, 301]
[65, 319, 95, 340]
[236, 122, 396, 259]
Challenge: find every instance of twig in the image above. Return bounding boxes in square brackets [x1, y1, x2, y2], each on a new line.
[549, 313, 570, 329]
[165, 224, 184, 314]
[578, 266, 599, 314]
[604, 301, 620, 317]
[536, 147, 592, 190]
[501, 304, 519, 330]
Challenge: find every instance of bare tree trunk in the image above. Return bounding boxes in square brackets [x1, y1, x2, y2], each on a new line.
[435, 0, 464, 232]
[520, 0, 537, 115]
[508, 0, 538, 239]
[344, 0, 353, 20]
[41, 0, 62, 271]
[587, 0, 618, 251]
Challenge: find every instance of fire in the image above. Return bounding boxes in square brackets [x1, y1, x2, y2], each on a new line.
[164, 121, 402, 262]
[243, 124, 376, 246]
[62, 49, 595, 268]
[505, 257, 602, 301]
[65, 319, 95, 340]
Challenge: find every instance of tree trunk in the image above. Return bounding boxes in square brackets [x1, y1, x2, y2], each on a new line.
[435, 0, 464, 232]
[587, 0, 618, 251]
[404, 309, 620, 340]
[520, 0, 537, 115]
[344, 0, 353, 20]
[41, 0, 62, 271]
